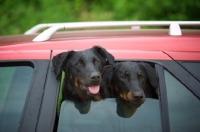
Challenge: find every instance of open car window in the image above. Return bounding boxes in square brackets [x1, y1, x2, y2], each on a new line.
[55, 61, 161, 132]
[57, 98, 161, 132]
[0, 66, 33, 132]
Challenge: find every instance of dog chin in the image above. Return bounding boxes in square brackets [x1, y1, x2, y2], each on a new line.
[127, 100, 144, 108]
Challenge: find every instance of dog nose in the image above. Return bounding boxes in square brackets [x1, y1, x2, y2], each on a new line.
[90, 72, 100, 80]
[133, 91, 143, 101]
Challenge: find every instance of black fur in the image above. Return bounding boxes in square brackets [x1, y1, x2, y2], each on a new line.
[52, 46, 115, 102]
[101, 61, 159, 108]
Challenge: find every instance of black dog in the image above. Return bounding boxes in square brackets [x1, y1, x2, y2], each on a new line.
[52, 46, 114, 103]
[101, 61, 159, 108]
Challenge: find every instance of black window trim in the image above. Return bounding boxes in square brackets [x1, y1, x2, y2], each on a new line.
[155, 64, 170, 132]
[36, 60, 59, 132]
[0, 60, 50, 132]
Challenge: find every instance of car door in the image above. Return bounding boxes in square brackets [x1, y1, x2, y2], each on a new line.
[0, 51, 51, 132]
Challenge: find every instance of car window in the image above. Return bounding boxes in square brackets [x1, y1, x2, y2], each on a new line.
[57, 98, 162, 132]
[0, 66, 33, 132]
[182, 62, 200, 81]
[164, 70, 200, 132]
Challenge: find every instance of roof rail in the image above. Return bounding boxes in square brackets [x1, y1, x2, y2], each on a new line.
[28, 21, 200, 42]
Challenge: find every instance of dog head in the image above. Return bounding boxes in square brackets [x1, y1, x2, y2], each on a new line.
[102, 61, 159, 108]
[52, 46, 114, 96]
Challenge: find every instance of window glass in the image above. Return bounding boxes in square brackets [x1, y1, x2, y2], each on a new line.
[57, 98, 161, 132]
[182, 62, 200, 80]
[0, 66, 33, 132]
[164, 70, 200, 132]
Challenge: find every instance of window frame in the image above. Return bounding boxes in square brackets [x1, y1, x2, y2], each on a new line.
[36, 61, 59, 132]
[155, 64, 170, 132]
[0, 60, 50, 132]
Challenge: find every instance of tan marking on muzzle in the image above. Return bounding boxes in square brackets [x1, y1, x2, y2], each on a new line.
[127, 91, 134, 101]
[119, 93, 129, 101]
[74, 78, 79, 87]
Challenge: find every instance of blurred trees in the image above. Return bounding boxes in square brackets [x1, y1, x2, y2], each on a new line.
[0, 0, 200, 35]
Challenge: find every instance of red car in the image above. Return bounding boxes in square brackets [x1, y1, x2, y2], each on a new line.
[0, 21, 200, 132]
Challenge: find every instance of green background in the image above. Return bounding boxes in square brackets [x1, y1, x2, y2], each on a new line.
[1, 0, 200, 35]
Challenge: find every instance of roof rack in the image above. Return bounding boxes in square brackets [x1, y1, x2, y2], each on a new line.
[25, 21, 200, 42]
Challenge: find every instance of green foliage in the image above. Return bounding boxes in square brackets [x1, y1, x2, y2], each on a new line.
[1, 0, 200, 35]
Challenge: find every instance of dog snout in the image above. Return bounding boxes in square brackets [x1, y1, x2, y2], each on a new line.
[133, 91, 144, 101]
[90, 72, 101, 81]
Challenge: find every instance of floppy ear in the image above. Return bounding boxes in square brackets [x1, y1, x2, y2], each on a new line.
[100, 65, 114, 98]
[138, 62, 159, 88]
[92, 46, 115, 65]
[52, 51, 75, 79]
[102, 65, 114, 87]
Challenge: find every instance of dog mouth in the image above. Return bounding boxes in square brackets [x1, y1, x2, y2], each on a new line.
[80, 84, 100, 94]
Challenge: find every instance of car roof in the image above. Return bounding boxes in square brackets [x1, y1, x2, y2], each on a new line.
[1, 21, 200, 61]
[1, 29, 200, 49]
[0, 29, 180, 45]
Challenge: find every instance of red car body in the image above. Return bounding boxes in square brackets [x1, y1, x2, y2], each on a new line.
[1, 32, 200, 60]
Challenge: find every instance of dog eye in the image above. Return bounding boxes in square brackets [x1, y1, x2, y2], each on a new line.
[77, 62, 83, 66]
[121, 76, 126, 79]
[138, 74, 144, 80]
[138, 72, 144, 80]
[94, 60, 99, 64]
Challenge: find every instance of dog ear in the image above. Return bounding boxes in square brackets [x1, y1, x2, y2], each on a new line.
[102, 65, 113, 87]
[52, 51, 75, 79]
[92, 46, 115, 65]
[101, 65, 114, 97]
[138, 62, 159, 88]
